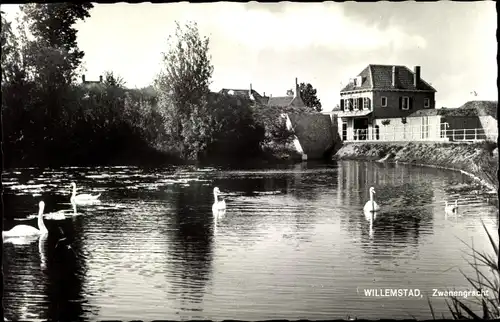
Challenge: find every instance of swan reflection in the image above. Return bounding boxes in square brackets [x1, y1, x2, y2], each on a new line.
[363, 209, 378, 239]
[39, 234, 48, 271]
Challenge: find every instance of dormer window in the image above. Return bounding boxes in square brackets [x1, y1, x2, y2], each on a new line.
[356, 76, 362, 87]
[424, 98, 430, 108]
[352, 76, 362, 87]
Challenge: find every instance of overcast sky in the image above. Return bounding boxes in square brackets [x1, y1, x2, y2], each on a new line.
[1, 2, 496, 111]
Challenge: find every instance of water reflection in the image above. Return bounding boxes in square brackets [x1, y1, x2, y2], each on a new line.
[165, 183, 215, 316]
[363, 209, 377, 239]
[3, 237, 49, 321]
[2, 162, 498, 320]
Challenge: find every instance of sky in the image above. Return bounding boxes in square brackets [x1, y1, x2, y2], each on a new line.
[1, 2, 497, 111]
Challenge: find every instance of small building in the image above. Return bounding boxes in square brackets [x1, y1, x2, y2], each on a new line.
[334, 64, 437, 141]
[267, 78, 306, 108]
[409, 101, 498, 141]
[219, 77, 306, 109]
[81, 74, 103, 84]
[219, 84, 269, 105]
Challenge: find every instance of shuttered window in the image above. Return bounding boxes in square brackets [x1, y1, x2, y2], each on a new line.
[363, 97, 371, 110]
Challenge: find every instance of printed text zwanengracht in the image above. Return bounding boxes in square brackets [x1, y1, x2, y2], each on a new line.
[360, 288, 491, 299]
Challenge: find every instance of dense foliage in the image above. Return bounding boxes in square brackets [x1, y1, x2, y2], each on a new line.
[299, 82, 322, 112]
[2, 8, 296, 168]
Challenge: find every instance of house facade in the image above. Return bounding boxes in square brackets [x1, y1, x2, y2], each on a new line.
[334, 64, 437, 141]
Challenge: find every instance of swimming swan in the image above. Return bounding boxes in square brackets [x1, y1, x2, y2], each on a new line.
[3, 201, 48, 238]
[363, 187, 380, 212]
[70, 182, 101, 204]
[445, 200, 458, 214]
[212, 187, 226, 212]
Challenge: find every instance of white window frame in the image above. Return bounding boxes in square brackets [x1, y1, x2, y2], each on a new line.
[424, 98, 430, 108]
[363, 97, 369, 110]
[353, 97, 358, 110]
[381, 96, 387, 107]
[402, 96, 410, 110]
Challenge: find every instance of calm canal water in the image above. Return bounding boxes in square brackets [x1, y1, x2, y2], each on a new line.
[2, 160, 498, 321]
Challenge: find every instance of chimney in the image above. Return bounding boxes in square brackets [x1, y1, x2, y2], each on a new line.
[414, 66, 421, 88]
[294, 77, 299, 98]
[392, 66, 397, 87]
[82, 74, 86, 83]
[99, 75, 103, 83]
[263, 92, 266, 97]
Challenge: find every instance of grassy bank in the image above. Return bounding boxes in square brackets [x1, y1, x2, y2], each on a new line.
[333, 141, 498, 191]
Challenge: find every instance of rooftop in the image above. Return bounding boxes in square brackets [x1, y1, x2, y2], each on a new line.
[340, 64, 436, 93]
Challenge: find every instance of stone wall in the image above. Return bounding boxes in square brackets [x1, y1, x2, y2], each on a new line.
[286, 113, 336, 159]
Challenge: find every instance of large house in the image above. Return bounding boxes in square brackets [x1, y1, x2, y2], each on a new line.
[219, 78, 306, 108]
[335, 64, 437, 140]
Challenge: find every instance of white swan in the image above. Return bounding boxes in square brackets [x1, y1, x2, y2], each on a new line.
[363, 187, 380, 212]
[212, 187, 226, 213]
[3, 201, 48, 239]
[70, 182, 101, 204]
[445, 200, 458, 214]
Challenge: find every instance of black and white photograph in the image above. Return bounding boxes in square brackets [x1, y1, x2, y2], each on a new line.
[1, 1, 498, 321]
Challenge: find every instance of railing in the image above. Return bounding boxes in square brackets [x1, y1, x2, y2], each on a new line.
[343, 127, 497, 142]
[441, 128, 495, 142]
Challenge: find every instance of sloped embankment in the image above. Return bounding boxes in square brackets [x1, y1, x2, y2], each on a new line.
[333, 141, 498, 191]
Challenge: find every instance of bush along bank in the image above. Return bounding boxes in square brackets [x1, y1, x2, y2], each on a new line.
[333, 141, 498, 192]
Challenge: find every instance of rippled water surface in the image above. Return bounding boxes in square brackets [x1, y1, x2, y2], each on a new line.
[2, 161, 498, 320]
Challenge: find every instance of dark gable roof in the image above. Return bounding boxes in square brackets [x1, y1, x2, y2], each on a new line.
[267, 95, 305, 108]
[268, 96, 294, 107]
[340, 64, 436, 93]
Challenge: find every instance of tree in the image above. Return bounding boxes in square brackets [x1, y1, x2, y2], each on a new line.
[1, 12, 22, 86]
[299, 82, 322, 112]
[21, 3, 93, 85]
[103, 70, 126, 88]
[154, 21, 214, 159]
[155, 21, 213, 116]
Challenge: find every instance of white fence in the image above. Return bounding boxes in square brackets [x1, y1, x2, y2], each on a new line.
[343, 126, 497, 142]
